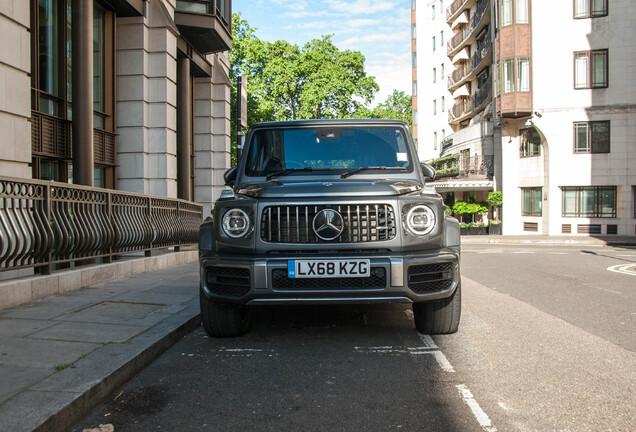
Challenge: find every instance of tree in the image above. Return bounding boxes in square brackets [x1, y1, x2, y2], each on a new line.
[368, 90, 413, 129]
[230, 13, 378, 125]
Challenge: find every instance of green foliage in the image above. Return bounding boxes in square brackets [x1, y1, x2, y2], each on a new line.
[352, 90, 413, 129]
[488, 191, 503, 208]
[436, 166, 459, 176]
[452, 201, 488, 216]
[230, 13, 378, 124]
[429, 154, 459, 169]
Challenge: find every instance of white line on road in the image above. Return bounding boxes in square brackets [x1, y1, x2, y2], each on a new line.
[607, 263, 636, 277]
[457, 384, 497, 432]
[419, 334, 456, 373]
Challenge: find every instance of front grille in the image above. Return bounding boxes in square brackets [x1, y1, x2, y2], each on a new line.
[272, 267, 386, 290]
[206, 267, 251, 298]
[261, 204, 396, 243]
[408, 263, 454, 294]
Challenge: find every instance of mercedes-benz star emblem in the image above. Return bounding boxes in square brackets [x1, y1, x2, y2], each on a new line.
[312, 209, 344, 241]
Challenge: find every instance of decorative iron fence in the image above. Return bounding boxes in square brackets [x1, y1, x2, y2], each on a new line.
[0, 176, 202, 275]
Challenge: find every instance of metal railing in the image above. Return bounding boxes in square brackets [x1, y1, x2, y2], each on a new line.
[0, 176, 202, 275]
[447, 0, 488, 55]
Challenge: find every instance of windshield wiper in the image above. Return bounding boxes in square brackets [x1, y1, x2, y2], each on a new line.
[340, 166, 407, 179]
[266, 167, 333, 181]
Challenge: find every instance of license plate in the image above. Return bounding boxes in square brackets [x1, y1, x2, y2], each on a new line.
[288, 259, 370, 279]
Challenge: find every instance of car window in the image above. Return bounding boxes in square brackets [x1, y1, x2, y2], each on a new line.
[245, 127, 412, 177]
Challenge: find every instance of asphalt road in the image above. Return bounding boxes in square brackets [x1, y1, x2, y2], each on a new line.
[74, 244, 636, 432]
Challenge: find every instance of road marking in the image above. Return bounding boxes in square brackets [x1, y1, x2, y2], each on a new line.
[457, 384, 497, 432]
[607, 263, 636, 277]
[419, 334, 456, 373]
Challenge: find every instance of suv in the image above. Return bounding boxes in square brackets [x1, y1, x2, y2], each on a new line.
[198, 119, 461, 337]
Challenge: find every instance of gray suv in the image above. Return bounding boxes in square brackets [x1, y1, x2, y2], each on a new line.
[198, 119, 461, 337]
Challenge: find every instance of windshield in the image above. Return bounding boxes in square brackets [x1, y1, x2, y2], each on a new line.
[244, 126, 412, 178]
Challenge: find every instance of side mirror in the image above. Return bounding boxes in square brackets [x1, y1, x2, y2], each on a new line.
[224, 166, 238, 187]
[421, 163, 436, 182]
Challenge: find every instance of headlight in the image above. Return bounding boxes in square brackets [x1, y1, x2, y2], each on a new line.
[406, 205, 436, 236]
[222, 209, 251, 238]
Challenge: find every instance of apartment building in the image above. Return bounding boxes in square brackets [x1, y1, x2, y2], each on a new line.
[496, 0, 636, 235]
[412, 0, 497, 213]
[0, 0, 233, 217]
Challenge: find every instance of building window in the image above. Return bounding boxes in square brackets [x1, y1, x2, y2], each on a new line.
[522, 187, 542, 216]
[432, 36, 436, 51]
[434, 131, 438, 150]
[562, 186, 617, 217]
[413, 109, 418, 125]
[413, 81, 418, 96]
[441, 96, 445, 111]
[412, 24, 416, 39]
[412, 0, 416, 10]
[503, 59, 514, 93]
[502, 0, 513, 26]
[574, 49, 608, 89]
[441, 129, 446, 139]
[516, 0, 529, 23]
[520, 127, 541, 157]
[441, 63, 445, 78]
[440, 30, 444, 46]
[432, 4, 435, 19]
[574, 121, 610, 153]
[413, 52, 417, 67]
[574, 0, 608, 18]
[433, 67, 436, 83]
[496, 62, 501, 95]
[517, 58, 530, 91]
[433, 99, 437, 115]
[440, 0, 444, 13]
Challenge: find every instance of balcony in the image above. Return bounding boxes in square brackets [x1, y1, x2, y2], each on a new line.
[446, 0, 475, 23]
[175, 0, 232, 54]
[448, 36, 491, 91]
[449, 80, 492, 124]
[447, 0, 489, 57]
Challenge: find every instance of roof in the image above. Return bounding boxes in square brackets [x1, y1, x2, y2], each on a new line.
[250, 119, 410, 129]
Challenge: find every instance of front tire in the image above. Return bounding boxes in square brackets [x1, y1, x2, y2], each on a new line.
[413, 282, 461, 334]
[200, 288, 251, 337]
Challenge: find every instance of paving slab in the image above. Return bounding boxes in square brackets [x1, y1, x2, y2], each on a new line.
[0, 261, 201, 432]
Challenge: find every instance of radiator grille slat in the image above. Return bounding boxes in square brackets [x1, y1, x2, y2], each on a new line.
[261, 204, 396, 243]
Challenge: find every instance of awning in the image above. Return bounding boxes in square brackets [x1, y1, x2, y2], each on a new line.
[429, 180, 494, 192]
[452, 47, 470, 64]
[453, 84, 470, 98]
[452, 11, 469, 29]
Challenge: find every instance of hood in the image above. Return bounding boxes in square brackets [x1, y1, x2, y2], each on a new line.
[236, 179, 423, 199]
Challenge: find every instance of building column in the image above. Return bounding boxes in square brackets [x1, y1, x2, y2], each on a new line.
[177, 57, 192, 200]
[72, 0, 94, 186]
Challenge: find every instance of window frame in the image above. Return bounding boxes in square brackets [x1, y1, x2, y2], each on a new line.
[573, 121, 610, 153]
[517, 58, 530, 92]
[562, 186, 617, 218]
[520, 127, 541, 158]
[522, 187, 542, 216]
[574, 49, 608, 89]
[501, 0, 513, 26]
[574, 0, 608, 19]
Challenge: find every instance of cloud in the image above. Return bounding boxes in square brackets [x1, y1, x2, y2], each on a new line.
[325, 0, 394, 15]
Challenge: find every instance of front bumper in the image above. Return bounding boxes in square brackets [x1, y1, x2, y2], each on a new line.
[200, 249, 460, 305]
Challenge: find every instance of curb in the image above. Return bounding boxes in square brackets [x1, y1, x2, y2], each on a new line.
[0, 306, 201, 432]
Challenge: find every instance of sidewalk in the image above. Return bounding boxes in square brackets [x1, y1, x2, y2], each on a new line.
[460, 234, 636, 246]
[0, 262, 201, 432]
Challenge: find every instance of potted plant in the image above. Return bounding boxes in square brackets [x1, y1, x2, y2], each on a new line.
[487, 191, 503, 235]
[488, 220, 502, 235]
[453, 201, 488, 234]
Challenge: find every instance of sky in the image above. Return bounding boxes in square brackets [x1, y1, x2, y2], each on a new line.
[232, 0, 412, 107]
